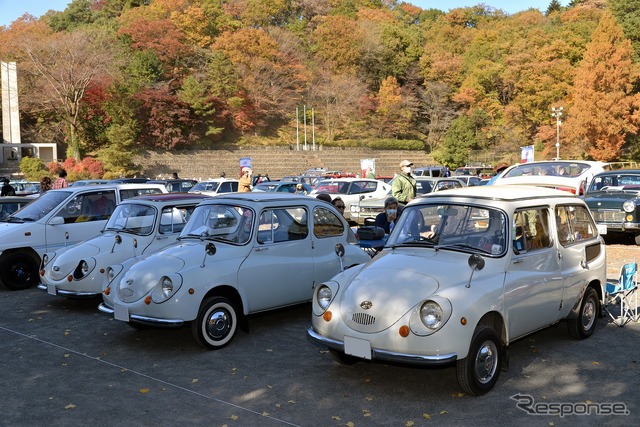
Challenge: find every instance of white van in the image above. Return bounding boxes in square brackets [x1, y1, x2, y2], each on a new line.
[0, 183, 167, 291]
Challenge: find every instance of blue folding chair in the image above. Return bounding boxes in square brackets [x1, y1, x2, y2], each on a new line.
[603, 262, 638, 327]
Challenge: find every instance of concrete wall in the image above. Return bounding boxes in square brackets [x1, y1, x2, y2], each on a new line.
[135, 147, 436, 180]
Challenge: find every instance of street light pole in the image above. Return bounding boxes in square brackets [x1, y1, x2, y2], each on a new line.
[551, 106, 563, 160]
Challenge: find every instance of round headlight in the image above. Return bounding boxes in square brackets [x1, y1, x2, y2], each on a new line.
[161, 276, 173, 298]
[420, 301, 444, 329]
[42, 254, 49, 265]
[350, 205, 360, 213]
[317, 285, 332, 310]
[80, 260, 89, 275]
[623, 199, 636, 213]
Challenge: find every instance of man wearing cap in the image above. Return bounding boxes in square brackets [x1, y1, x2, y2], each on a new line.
[1, 178, 16, 196]
[239, 167, 252, 192]
[392, 160, 417, 206]
[486, 162, 510, 185]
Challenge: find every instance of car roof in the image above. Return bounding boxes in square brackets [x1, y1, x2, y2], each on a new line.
[198, 192, 316, 204]
[317, 178, 379, 182]
[127, 193, 210, 203]
[148, 179, 198, 184]
[419, 184, 580, 202]
[47, 183, 167, 193]
[594, 169, 640, 176]
[198, 178, 239, 182]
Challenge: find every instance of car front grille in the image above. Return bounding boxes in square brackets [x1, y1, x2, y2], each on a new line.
[591, 210, 625, 222]
[351, 312, 375, 326]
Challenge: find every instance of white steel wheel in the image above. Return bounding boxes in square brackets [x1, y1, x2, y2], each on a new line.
[191, 297, 238, 350]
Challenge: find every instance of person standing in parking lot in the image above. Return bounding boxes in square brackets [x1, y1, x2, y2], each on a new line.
[1, 178, 16, 196]
[53, 169, 68, 189]
[239, 167, 252, 192]
[392, 160, 416, 206]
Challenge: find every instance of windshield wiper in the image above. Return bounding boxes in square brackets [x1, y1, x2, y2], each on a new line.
[4, 217, 26, 223]
[435, 242, 491, 254]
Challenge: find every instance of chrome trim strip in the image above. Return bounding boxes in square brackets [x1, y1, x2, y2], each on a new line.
[97, 303, 184, 327]
[37, 283, 99, 298]
[307, 327, 457, 366]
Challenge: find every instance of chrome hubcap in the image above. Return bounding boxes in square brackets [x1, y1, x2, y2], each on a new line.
[475, 340, 498, 384]
[582, 298, 595, 330]
[205, 308, 232, 340]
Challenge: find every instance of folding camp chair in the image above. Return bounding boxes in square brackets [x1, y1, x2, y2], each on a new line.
[603, 262, 638, 327]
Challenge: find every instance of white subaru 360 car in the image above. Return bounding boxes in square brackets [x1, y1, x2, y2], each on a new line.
[307, 186, 606, 395]
[98, 193, 371, 349]
[38, 194, 210, 298]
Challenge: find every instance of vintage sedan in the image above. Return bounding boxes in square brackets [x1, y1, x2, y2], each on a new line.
[352, 177, 464, 225]
[252, 181, 313, 194]
[98, 193, 371, 349]
[583, 169, 640, 244]
[188, 178, 238, 195]
[310, 178, 391, 222]
[494, 160, 609, 196]
[307, 185, 606, 395]
[38, 194, 209, 298]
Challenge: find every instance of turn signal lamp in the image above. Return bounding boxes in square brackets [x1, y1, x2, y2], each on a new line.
[67, 275, 73, 282]
[399, 325, 410, 337]
[460, 317, 467, 326]
[323, 311, 332, 322]
[104, 287, 110, 296]
[144, 296, 152, 305]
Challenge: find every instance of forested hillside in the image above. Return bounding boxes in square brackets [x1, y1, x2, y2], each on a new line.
[1, 0, 639, 175]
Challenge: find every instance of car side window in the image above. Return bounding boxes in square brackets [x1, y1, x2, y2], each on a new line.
[59, 191, 117, 223]
[555, 205, 598, 246]
[257, 208, 307, 243]
[513, 207, 552, 253]
[159, 206, 193, 234]
[313, 206, 344, 238]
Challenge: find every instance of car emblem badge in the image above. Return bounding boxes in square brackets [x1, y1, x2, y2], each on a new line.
[125, 279, 134, 287]
[360, 301, 373, 310]
[53, 266, 60, 272]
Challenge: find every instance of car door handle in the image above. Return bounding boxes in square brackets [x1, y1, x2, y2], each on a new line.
[156, 236, 169, 240]
[512, 258, 525, 264]
[255, 247, 269, 252]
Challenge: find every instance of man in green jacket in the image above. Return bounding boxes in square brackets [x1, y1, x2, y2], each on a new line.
[392, 160, 416, 206]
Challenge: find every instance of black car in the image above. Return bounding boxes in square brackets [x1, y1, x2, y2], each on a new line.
[583, 170, 640, 244]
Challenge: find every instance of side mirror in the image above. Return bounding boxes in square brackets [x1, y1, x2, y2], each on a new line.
[206, 243, 216, 256]
[466, 254, 485, 289]
[335, 243, 345, 258]
[49, 216, 65, 225]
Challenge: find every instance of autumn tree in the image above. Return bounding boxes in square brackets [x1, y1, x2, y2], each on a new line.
[564, 12, 640, 161]
[609, 0, 640, 62]
[20, 27, 123, 160]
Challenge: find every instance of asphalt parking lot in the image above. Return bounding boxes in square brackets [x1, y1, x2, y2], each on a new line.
[1, 271, 639, 427]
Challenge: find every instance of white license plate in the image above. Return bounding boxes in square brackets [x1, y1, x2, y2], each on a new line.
[597, 224, 607, 235]
[344, 335, 372, 360]
[47, 283, 57, 296]
[114, 304, 129, 321]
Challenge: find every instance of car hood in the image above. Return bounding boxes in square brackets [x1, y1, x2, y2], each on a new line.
[339, 251, 447, 333]
[117, 250, 188, 302]
[47, 242, 101, 281]
[584, 190, 639, 209]
[0, 222, 39, 250]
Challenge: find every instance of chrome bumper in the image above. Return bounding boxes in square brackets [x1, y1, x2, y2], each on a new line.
[37, 283, 100, 299]
[98, 303, 185, 327]
[307, 327, 457, 366]
[596, 221, 640, 232]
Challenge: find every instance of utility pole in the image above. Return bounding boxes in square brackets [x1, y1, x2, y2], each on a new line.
[551, 106, 563, 160]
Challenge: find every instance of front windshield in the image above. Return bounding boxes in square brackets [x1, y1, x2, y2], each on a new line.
[502, 162, 589, 178]
[5, 190, 71, 221]
[104, 203, 157, 235]
[181, 203, 254, 245]
[387, 203, 507, 256]
[587, 174, 640, 192]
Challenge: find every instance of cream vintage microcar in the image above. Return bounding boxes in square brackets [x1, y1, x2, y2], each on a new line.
[38, 194, 210, 298]
[99, 193, 371, 349]
[307, 185, 606, 395]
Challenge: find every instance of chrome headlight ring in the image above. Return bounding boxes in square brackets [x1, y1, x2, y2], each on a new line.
[623, 199, 636, 213]
[409, 296, 452, 336]
[151, 274, 183, 303]
[73, 258, 96, 280]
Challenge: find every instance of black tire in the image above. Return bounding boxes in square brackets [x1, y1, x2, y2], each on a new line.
[329, 349, 360, 365]
[567, 287, 599, 339]
[191, 297, 238, 350]
[0, 252, 40, 291]
[456, 326, 502, 396]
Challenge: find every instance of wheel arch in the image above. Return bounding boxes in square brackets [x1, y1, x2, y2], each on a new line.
[0, 246, 41, 264]
[202, 285, 244, 316]
[476, 311, 506, 345]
